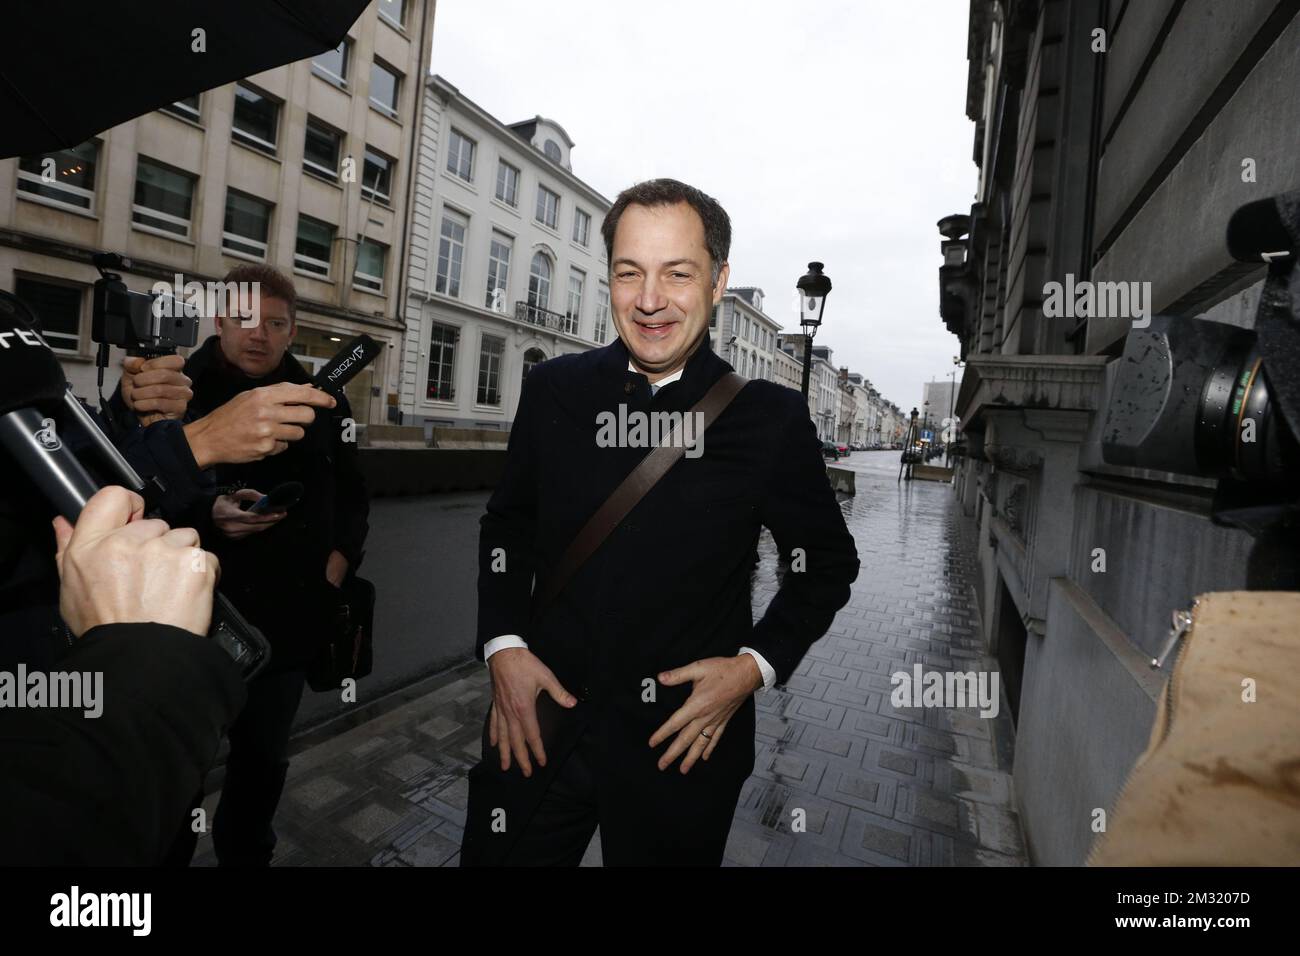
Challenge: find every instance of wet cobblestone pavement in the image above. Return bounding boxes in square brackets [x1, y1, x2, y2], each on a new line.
[193, 451, 1026, 866]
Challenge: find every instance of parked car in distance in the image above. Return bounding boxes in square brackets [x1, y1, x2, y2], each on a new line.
[822, 440, 840, 460]
[836, 442, 850, 457]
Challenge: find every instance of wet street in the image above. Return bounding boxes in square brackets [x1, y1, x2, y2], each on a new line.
[194, 451, 1027, 866]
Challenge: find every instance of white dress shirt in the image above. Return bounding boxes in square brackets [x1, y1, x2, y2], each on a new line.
[481, 360, 776, 691]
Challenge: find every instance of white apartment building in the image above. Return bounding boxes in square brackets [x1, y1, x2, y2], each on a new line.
[716, 286, 781, 382]
[397, 75, 612, 431]
[772, 342, 804, 396]
[0, 0, 434, 424]
[810, 346, 839, 441]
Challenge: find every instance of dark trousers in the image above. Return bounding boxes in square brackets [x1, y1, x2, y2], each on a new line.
[461, 721, 742, 867]
[164, 668, 306, 867]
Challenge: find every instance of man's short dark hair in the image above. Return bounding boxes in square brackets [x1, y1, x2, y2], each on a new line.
[220, 263, 297, 324]
[601, 178, 731, 284]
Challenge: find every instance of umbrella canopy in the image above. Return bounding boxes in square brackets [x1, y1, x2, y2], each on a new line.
[0, 0, 372, 159]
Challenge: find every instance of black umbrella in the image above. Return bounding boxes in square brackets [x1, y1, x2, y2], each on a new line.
[0, 0, 372, 159]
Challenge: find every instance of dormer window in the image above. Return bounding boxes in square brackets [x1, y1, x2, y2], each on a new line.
[543, 139, 562, 163]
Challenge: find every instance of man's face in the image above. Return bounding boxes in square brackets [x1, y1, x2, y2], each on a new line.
[215, 294, 294, 378]
[609, 201, 728, 381]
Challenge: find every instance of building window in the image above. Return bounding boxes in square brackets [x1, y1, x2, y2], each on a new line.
[495, 160, 519, 206]
[543, 139, 562, 163]
[14, 277, 81, 353]
[369, 60, 401, 118]
[222, 190, 272, 260]
[378, 0, 405, 28]
[160, 95, 200, 123]
[522, 347, 545, 387]
[17, 140, 98, 211]
[132, 158, 195, 238]
[594, 284, 610, 344]
[354, 239, 387, 294]
[710, 304, 718, 328]
[446, 129, 475, 182]
[231, 84, 279, 155]
[426, 323, 457, 401]
[528, 252, 552, 312]
[436, 209, 467, 297]
[303, 118, 341, 179]
[477, 334, 505, 406]
[361, 148, 394, 202]
[572, 208, 591, 246]
[312, 39, 350, 87]
[294, 215, 334, 277]
[535, 185, 559, 230]
[566, 269, 584, 336]
[486, 232, 512, 311]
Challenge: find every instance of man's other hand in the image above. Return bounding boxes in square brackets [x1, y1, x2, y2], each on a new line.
[212, 489, 286, 539]
[52, 486, 218, 638]
[182, 382, 336, 468]
[650, 655, 763, 774]
[120, 354, 192, 426]
[486, 647, 576, 777]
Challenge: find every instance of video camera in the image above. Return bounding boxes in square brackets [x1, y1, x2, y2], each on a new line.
[91, 252, 200, 356]
[1102, 190, 1300, 534]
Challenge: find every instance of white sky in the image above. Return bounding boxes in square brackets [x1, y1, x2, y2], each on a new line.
[429, 0, 976, 411]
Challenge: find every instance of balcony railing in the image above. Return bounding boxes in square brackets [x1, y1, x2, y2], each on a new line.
[515, 301, 575, 335]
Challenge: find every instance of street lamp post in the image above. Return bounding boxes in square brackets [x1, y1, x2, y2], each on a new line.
[945, 355, 964, 468]
[796, 262, 831, 408]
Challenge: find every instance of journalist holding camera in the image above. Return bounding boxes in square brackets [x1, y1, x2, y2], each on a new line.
[153, 264, 371, 867]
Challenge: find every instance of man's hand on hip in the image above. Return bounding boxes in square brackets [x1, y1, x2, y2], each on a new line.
[486, 647, 576, 778]
[650, 655, 763, 774]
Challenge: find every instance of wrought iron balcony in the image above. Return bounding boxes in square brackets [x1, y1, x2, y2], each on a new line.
[514, 301, 575, 334]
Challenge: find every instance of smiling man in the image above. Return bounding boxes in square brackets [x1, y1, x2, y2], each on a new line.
[461, 178, 859, 866]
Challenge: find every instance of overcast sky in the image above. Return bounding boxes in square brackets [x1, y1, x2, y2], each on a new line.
[430, 0, 975, 411]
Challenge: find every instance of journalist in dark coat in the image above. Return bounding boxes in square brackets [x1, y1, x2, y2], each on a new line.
[461, 180, 859, 866]
[184, 333, 369, 668]
[167, 266, 369, 866]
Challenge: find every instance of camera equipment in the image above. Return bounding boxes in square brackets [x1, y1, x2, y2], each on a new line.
[89, 252, 201, 404]
[1101, 189, 1300, 533]
[91, 252, 200, 356]
[0, 291, 270, 679]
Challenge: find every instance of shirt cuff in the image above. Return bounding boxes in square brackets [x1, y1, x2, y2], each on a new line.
[483, 635, 528, 662]
[738, 647, 776, 690]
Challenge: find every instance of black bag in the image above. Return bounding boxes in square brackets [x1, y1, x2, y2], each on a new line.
[305, 573, 375, 693]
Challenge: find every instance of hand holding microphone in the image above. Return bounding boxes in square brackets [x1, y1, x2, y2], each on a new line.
[182, 382, 336, 467]
[51, 486, 219, 638]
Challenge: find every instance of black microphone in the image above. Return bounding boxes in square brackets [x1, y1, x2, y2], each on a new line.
[0, 294, 270, 678]
[1226, 191, 1300, 264]
[0, 292, 98, 517]
[311, 333, 381, 398]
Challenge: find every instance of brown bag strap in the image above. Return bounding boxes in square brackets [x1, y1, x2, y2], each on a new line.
[533, 371, 748, 617]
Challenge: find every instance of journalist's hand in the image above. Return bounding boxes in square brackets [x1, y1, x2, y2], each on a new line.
[51, 486, 218, 638]
[119, 354, 192, 426]
[212, 489, 286, 539]
[182, 383, 335, 468]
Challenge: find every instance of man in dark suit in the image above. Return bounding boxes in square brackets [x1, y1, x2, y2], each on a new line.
[461, 178, 859, 866]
